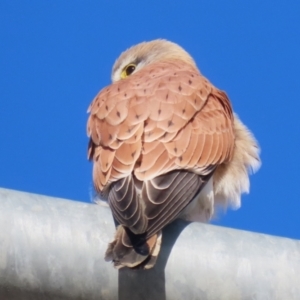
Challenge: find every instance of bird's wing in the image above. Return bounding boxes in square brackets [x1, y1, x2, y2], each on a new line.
[108, 170, 212, 238]
[87, 59, 234, 237]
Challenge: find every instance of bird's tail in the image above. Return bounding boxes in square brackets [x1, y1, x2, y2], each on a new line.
[105, 225, 162, 269]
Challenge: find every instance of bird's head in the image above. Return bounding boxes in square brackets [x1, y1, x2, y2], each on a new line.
[111, 39, 196, 82]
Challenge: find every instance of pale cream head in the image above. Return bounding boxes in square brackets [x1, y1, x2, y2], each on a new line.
[111, 39, 197, 82]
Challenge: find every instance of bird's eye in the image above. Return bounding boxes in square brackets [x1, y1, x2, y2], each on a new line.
[121, 64, 136, 79]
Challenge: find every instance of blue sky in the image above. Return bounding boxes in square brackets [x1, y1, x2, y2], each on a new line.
[1, 1, 299, 240]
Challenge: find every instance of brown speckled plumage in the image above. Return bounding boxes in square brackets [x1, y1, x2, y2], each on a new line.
[87, 40, 260, 269]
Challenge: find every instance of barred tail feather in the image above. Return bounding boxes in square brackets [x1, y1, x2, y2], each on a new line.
[105, 226, 162, 269]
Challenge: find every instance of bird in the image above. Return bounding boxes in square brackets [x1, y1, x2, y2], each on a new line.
[87, 39, 260, 269]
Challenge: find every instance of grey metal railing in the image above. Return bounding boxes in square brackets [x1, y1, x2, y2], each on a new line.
[0, 188, 299, 300]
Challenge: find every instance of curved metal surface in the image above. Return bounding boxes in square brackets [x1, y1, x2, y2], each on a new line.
[0, 188, 299, 300]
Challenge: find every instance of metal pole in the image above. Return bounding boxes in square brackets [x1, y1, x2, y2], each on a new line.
[0, 188, 299, 300]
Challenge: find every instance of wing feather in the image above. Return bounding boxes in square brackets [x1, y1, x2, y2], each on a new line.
[108, 171, 211, 245]
[87, 59, 234, 247]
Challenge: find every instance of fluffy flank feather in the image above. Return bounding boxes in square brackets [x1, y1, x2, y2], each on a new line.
[213, 114, 261, 209]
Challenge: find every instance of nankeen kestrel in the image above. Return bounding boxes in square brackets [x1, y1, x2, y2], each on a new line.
[87, 40, 260, 269]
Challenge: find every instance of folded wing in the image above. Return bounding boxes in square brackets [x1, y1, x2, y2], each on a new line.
[87, 59, 235, 255]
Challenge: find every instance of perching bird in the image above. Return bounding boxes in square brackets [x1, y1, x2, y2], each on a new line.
[87, 39, 260, 269]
